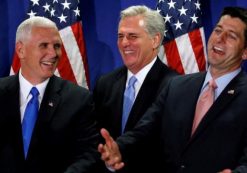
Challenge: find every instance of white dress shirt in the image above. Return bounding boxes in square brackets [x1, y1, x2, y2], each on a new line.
[125, 57, 157, 100]
[19, 72, 49, 122]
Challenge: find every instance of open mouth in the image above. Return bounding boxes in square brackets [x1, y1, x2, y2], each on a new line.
[212, 46, 225, 55]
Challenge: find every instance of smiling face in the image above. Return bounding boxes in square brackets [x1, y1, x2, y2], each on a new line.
[117, 15, 161, 74]
[16, 26, 62, 85]
[207, 15, 247, 77]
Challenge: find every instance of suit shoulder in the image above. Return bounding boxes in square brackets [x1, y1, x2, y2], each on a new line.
[94, 66, 126, 89]
[53, 76, 91, 97]
[0, 75, 17, 89]
[98, 66, 126, 81]
[170, 72, 205, 85]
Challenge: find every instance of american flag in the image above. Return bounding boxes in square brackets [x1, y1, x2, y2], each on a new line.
[10, 0, 89, 88]
[157, 0, 206, 74]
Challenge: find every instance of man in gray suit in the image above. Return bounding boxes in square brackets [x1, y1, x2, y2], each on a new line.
[98, 6, 247, 173]
[93, 5, 177, 173]
[0, 16, 100, 173]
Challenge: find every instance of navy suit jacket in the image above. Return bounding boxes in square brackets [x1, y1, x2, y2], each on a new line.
[93, 58, 177, 173]
[0, 75, 100, 173]
[117, 71, 247, 173]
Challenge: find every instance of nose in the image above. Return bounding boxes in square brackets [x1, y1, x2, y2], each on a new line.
[47, 45, 58, 57]
[119, 36, 130, 47]
[216, 32, 227, 43]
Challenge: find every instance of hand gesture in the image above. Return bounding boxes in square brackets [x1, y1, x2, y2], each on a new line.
[98, 128, 124, 170]
[218, 169, 231, 173]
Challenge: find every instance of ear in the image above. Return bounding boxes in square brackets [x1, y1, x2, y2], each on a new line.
[15, 41, 24, 59]
[242, 48, 247, 60]
[152, 33, 161, 49]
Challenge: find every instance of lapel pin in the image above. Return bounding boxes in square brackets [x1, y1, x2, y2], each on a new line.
[227, 90, 234, 94]
[48, 102, 54, 107]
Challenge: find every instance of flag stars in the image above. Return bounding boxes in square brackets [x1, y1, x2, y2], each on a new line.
[58, 13, 67, 23]
[178, 6, 188, 16]
[43, 3, 50, 12]
[30, 0, 39, 6]
[174, 20, 183, 30]
[164, 29, 168, 37]
[27, 10, 37, 18]
[167, 0, 176, 9]
[73, 7, 80, 16]
[50, 8, 55, 17]
[195, 1, 201, 10]
[61, 0, 71, 10]
[190, 14, 198, 23]
[156, 7, 161, 14]
[53, 0, 58, 3]
[164, 14, 172, 23]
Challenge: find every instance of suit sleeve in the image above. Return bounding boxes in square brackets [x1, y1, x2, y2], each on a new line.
[64, 89, 101, 173]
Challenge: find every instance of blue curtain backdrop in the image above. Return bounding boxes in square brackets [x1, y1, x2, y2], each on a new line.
[0, 0, 246, 90]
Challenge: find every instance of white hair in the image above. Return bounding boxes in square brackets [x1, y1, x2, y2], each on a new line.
[16, 16, 58, 43]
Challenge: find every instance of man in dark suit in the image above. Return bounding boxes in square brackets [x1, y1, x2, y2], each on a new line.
[0, 16, 100, 173]
[98, 6, 247, 173]
[93, 5, 177, 173]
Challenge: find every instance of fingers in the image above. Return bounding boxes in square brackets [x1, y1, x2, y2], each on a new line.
[111, 162, 125, 170]
[98, 128, 124, 171]
[100, 128, 113, 148]
[218, 169, 232, 173]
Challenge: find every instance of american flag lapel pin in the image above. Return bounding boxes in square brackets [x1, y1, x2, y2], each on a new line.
[227, 90, 234, 94]
[48, 102, 54, 107]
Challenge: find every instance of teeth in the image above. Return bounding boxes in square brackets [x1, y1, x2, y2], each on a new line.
[124, 50, 134, 54]
[42, 61, 54, 65]
[213, 46, 224, 52]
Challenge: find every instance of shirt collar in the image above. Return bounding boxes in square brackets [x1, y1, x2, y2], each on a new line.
[19, 71, 50, 100]
[202, 67, 241, 98]
[126, 57, 157, 85]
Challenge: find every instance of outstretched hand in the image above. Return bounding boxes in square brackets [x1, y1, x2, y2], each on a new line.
[218, 169, 232, 173]
[98, 128, 124, 170]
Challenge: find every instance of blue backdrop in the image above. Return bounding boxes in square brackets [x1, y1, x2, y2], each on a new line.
[0, 0, 246, 90]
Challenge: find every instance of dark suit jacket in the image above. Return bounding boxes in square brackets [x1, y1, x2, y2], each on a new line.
[0, 75, 100, 173]
[93, 58, 177, 173]
[117, 71, 247, 173]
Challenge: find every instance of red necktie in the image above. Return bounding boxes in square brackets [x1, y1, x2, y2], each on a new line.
[191, 79, 217, 135]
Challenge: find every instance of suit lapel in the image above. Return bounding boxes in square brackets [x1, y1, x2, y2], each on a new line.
[127, 59, 164, 129]
[35, 76, 61, 126]
[28, 76, 61, 157]
[112, 69, 127, 135]
[177, 73, 206, 145]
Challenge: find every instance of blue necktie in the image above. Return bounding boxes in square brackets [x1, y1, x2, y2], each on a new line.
[122, 76, 137, 134]
[22, 87, 39, 158]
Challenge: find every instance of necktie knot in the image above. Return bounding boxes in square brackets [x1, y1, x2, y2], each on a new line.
[30, 87, 39, 97]
[208, 79, 217, 90]
[128, 76, 137, 88]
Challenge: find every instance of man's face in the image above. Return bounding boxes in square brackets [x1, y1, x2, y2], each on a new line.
[207, 15, 247, 74]
[117, 15, 160, 74]
[16, 26, 62, 84]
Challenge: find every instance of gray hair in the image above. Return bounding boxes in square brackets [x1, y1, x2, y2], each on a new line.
[16, 16, 58, 43]
[120, 5, 165, 45]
